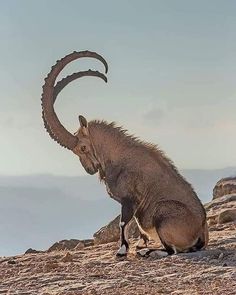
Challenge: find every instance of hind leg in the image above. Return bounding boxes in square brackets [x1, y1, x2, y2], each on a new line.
[156, 218, 202, 254]
[134, 217, 149, 249]
[152, 200, 205, 254]
[134, 219, 167, 257]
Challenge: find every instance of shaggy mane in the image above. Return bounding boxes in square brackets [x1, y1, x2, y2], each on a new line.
[89, 119, 194, 190]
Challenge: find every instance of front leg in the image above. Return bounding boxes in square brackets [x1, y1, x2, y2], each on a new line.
[116, 197, 134, 257]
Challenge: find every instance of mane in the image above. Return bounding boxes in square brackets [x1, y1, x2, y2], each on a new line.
[89, 119, 194, 190]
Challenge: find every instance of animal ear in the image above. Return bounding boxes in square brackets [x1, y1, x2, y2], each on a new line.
[79, 115, 88, 128]
[78, 115, 89, 136]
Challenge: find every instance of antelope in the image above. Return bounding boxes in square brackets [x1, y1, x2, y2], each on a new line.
[41, 50, 208, 257]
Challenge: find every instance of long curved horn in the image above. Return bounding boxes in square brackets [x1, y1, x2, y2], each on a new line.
[41, 51, 108, 150]
[53, 70, 107, 104]
[42, 70, 107, 145]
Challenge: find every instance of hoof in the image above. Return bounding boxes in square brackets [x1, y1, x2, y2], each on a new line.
[116, 244, 128, 257]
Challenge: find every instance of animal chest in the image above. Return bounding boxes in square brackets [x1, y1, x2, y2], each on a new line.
[104, 181, 121, 203]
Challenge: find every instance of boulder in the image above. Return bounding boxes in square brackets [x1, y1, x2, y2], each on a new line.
[205, 194, 236, 211]
[213, 177, 236, 199]
[205, 194, 236, 226]
[218, 209, 236, 224]
[25, 248, 42, 254]
[47, 239, 94, 252]
[93, 215, 139, 244]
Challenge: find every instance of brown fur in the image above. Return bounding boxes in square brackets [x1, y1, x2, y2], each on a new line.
[42, 51, 208, 255]
[73, 119, 208, 254]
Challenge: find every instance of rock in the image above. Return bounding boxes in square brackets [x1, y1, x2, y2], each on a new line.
[47, 239, 94, 252]
[219, 253, 224, 260]
[82, 239, 94, 247]
[205, 194, 236, 211]
[93, 215, 139, 244]
[136, 248, 151, 257]
[94, 215, 120, 244]
[218, 209, 236, 224]
[149, 250, 168, 259]
[205, 192, 236, 229]
[207, 215, 218, 226]
[25, 248, 41, 254]
[213, 177, 236, 199]
[74, 241, 85, 250]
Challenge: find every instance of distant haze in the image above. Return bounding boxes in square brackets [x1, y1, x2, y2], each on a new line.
[1, 167, 236, 256]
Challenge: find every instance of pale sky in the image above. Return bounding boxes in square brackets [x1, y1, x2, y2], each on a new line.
[0, 0, 236, 176]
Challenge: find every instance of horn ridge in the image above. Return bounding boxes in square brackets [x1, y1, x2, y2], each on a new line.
[41, 51, 108, 150]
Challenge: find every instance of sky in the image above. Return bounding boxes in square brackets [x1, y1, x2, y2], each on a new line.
[0, 0, 236, 176]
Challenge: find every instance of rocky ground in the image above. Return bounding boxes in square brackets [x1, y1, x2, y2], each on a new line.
[0, 179, 236, 295]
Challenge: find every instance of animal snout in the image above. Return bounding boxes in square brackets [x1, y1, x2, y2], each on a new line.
[86, 163, 98, 175]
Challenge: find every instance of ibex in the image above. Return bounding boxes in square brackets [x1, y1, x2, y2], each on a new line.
[42, 50, 208, 257]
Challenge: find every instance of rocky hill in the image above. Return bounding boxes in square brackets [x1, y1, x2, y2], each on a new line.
[213, 176, 236, 199]
[0, 178, 235, 295]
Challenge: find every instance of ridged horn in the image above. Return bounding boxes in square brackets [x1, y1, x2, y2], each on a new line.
[42, 70, 107, 144]
[53, 70, 107, 104]
[41, 51, 108, 150]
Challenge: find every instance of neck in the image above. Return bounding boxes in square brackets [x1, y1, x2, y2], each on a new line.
[88, 121, 128, 179]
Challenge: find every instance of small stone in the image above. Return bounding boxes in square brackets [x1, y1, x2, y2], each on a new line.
[218, 253, 224, 260]
[149, 250, 168, 259]
[136, 248, 150, 257]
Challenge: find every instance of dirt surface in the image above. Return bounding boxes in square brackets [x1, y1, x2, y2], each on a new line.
[0, 222, 235, 295]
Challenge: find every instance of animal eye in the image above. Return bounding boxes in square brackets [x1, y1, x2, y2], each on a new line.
[81, 145, 86, 153]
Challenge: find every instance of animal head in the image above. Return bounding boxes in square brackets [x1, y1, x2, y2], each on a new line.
[41, 51, 108, 175]
[72, 115, 100, 175]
